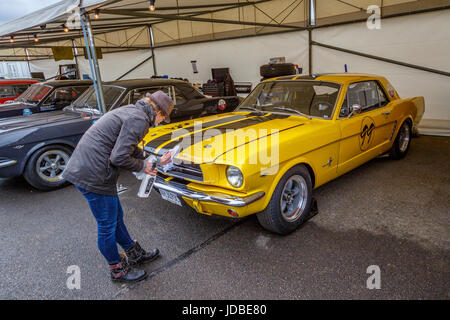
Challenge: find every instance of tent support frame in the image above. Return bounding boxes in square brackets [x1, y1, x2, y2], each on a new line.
[116, 53, 154, 80]
[149, 25, 157, 76]
[312, 41, 450, 77]
[80, 11, 106, 114]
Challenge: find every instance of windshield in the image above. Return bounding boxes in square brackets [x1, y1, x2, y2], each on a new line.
[71, 85, 125, 113]
[238, 81, 341, 119]
[16, 84, 52, 104]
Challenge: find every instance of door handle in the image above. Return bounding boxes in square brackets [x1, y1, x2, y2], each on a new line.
[382, 111, 391, 116]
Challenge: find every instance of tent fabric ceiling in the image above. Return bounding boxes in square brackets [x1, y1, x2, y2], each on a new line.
[0, 0, 449, 60]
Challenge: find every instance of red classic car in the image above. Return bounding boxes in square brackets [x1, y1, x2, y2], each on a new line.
[0, 79, 40, 104]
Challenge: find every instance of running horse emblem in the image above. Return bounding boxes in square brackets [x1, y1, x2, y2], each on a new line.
[360, 117, 375, 151]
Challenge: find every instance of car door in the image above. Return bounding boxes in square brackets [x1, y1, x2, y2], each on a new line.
[337, 80, 394, 175]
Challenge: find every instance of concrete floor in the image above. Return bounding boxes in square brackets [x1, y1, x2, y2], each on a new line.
[0, 135, 448, 300]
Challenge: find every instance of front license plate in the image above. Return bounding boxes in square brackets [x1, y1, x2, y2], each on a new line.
[159, 189, 182, 207]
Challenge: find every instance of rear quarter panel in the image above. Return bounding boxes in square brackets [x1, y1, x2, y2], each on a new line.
[389, 96, 424, 137]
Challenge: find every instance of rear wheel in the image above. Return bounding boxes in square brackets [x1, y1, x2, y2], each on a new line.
[256, 165, 312, 235]
[389, 121, 412, 160]
[24, 145, 72, 191]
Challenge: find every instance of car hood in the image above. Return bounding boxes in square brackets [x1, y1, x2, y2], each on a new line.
[142, 111, 307, 164]
[0, 110, 83, 135]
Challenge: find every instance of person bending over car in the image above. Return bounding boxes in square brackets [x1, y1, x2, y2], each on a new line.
[63, 91, 174, 283]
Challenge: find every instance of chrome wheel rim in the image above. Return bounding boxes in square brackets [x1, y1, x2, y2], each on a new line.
[399, 123, 410, 153]
[280, 175, 308, 222]
[36, 150, 69, 183]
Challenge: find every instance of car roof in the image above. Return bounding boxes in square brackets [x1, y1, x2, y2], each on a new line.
[104, 78, 189, 89]
[265, 73, 386, 84]
[39, 80, 93, 87]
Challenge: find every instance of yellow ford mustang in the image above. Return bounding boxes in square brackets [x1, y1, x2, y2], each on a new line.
[141, 74, 424, 235]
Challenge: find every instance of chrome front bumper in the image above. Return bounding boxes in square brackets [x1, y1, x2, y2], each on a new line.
[154, 176, 265, 207]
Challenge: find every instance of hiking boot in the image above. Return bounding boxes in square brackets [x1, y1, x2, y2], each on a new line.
[125, 241, 160, 266]
[109, 254, 148, 283]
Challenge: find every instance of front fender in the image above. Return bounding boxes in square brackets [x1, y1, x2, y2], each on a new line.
[257, 157, 317, 212]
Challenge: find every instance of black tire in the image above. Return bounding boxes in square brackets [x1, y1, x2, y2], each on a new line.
[389, 120, 412, 160]
[23, 145, 72, 191]
[260, 63, 296, 78]
[256, 165, 312, 235]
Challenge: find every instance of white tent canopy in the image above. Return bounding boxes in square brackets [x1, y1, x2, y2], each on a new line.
[0, 0, 111, 38]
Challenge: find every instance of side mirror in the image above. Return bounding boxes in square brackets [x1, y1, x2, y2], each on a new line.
[348, 104, 362, 118]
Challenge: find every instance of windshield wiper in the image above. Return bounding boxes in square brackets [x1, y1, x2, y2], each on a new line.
[272, 107, 308, 117]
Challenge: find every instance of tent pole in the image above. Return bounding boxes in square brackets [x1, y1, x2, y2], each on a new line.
[149, 25, 157, 76]
[308, 0, 315, 75]
[72, 39, 80, 80]
[80, 15, 102, 113]
[309, 30, 312, 75]
[85, 14, 106, 114]
[81, 12, 106, 114]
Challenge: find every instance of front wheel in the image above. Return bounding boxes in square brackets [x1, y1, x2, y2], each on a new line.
[389, 121, 412, 160]
[256, 165, 312, 235]
[23, 145, 72, 191]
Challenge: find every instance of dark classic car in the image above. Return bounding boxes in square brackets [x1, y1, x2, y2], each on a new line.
[0, 80, 92, 118]
[0, 79, 240, 190]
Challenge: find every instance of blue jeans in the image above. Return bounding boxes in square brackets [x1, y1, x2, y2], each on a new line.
[77, 187, 135, 264]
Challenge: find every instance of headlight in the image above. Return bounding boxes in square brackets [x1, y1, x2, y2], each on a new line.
[226, 166, 243, 188]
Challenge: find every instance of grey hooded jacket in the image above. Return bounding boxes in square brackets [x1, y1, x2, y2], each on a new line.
[63, 99, 156, 195]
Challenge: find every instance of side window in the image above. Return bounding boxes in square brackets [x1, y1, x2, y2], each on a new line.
[173, 86, 186, 104]
[0, 85, 15, 98]
[341, 81, 385, 117]
[376, 83, 389, 107]
[42, 87, 85, 106]
[118, 92, 131, 107]
[340, 95, 349, 117]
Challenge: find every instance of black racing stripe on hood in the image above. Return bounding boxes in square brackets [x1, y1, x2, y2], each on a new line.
[154, 113, 291, 155]
[145, 112, 264, 151]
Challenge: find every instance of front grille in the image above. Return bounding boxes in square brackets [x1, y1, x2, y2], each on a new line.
[157, 163, 203, 182]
